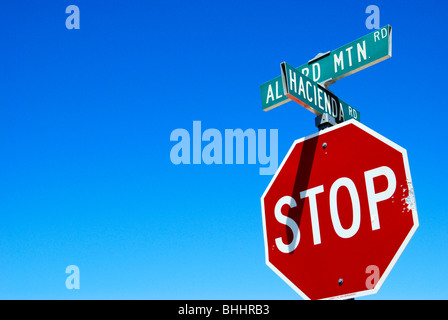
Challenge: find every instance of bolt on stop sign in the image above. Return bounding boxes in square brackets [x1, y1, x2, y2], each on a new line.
[261, 120, 418, 300]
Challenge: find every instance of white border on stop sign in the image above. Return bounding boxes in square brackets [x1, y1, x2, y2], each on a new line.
[260, 119, 419, 300]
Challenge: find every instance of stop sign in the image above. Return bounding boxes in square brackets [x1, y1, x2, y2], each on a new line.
[261, 120, 418, 300]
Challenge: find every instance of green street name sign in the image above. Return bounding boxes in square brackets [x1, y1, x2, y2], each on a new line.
[261, 25, 392, 111]
[281, 62, 360, 123]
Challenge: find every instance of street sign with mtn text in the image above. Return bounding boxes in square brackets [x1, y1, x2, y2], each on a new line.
[260, 25, 392, 111]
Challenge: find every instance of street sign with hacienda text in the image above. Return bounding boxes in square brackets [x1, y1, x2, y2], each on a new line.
[280, 62, 360, 123]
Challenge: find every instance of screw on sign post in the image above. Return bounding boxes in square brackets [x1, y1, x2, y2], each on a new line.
[260, 120, 418, 300]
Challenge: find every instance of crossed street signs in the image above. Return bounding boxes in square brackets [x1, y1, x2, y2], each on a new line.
[260, 25, 392, 118]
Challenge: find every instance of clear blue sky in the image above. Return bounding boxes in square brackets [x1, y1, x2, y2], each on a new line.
[0, 0, 446, 299]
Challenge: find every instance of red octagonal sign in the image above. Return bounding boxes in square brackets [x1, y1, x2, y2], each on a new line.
[261, 120, 418, 300]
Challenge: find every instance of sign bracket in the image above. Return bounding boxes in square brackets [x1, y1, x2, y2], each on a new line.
[308, 51, 331, 64]
[315, 113, 336, 131]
